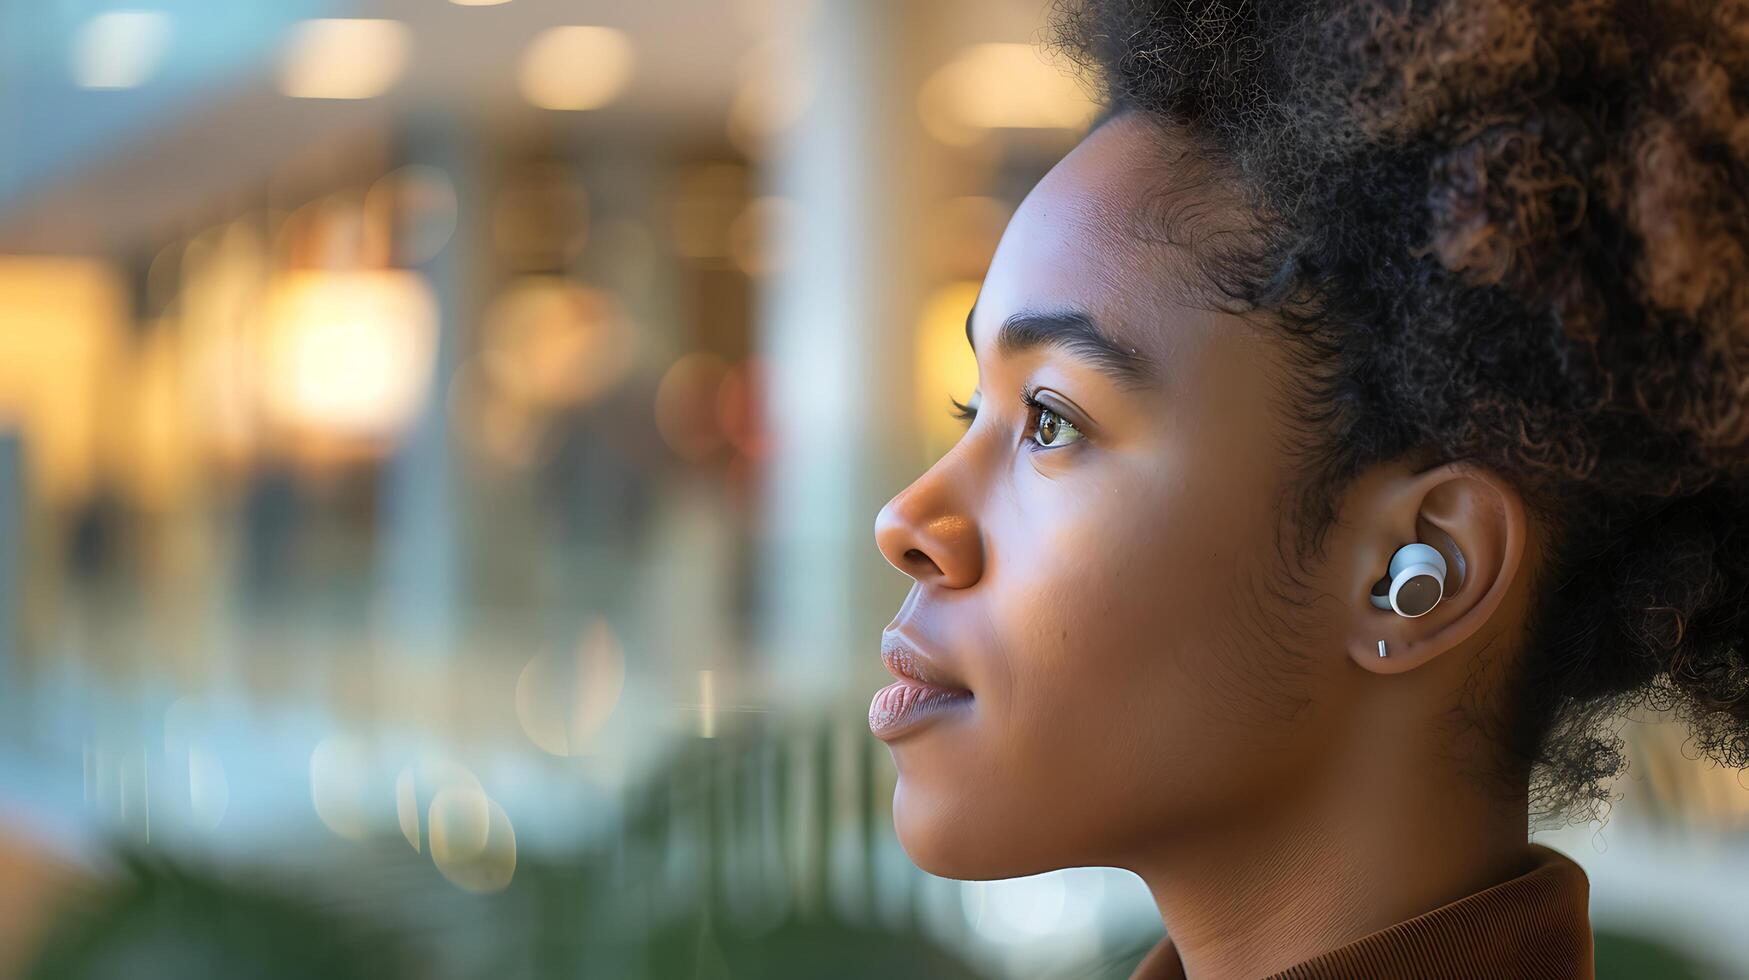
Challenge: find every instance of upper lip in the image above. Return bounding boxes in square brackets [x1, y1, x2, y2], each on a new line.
[881, 631, 971, 693]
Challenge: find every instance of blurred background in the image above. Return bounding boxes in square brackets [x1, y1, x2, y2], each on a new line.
[0, 1, 1745, 977]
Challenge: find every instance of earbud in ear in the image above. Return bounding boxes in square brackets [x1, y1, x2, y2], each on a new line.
[1368, 542, 1448, 618]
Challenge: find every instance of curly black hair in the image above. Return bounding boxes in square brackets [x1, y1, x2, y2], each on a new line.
[1048, 0, 1749, 828]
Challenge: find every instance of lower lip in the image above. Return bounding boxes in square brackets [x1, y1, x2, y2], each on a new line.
[869, 678, 973, 741]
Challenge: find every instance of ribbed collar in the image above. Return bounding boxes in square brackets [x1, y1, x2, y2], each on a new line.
[1129, 842, 1594, 979]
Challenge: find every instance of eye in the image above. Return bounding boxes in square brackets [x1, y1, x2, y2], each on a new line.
[1024, 398, 1083, 449]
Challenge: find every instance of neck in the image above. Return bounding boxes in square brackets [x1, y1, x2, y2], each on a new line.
[1128, 707, 1533, 979]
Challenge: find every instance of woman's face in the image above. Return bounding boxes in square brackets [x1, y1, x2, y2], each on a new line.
[873, 112, 1351, 878]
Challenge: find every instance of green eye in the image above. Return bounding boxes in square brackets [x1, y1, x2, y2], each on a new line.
[1030, 406, 1083, 448]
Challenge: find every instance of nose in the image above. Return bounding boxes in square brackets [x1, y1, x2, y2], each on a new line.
[874, 471, 984, 589]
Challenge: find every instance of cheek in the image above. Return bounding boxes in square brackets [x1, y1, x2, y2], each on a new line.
[972, 468, 1277, 822]
[987, 464, 1242, 700]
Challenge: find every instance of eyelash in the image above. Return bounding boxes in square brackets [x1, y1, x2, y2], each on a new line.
[947, 388, 1084, 449]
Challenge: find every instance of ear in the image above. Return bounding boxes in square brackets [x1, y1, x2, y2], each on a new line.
[1340, 460, 1530, 676]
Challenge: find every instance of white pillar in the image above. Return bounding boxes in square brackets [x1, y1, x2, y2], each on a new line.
[754, 0, 948, 710]
[374, 120, 480, 659]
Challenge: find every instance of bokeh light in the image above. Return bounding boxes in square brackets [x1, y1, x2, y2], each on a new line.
[913, 281, 982, 463]
[309, 736, 374, 841]
[918, 42, 1098, 145]
[448, 358, 559, 471]
[716, 357, 770, 459]
[279, 19, 412, 100]
[518, 26, 634, 111]
[493, 161, 589, 271]
[727, 36, 810, 156]
[655, 352, 730, 462]
[71, 10, 172, 90]
[395, 767, 421, 853]
[258, 269, 439, 444]
[514, 617, 627, 757]
[367, 165, 460, 266]
[480, 277, 633, 410]
[727, 196, 797, 278]
[0, 257, 128, 507]
[429, 784, 492, 866]
[431, 790, 516, 893]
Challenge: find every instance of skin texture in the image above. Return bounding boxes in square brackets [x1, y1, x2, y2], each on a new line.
[873, 111, 1554, 979]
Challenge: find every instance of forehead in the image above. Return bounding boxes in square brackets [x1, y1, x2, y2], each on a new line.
[972, 113, 1227, 361]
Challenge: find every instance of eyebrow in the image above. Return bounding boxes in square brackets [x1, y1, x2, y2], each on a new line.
[965, 303, 1157, 388]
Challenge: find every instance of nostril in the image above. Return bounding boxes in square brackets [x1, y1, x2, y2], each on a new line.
[903, 548, 942, 577]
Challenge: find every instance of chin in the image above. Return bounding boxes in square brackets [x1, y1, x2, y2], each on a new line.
[891, 778, 978, 878]
[891, 778, 1047, 881]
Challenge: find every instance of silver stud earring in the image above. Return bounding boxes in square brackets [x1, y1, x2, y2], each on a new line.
[1378, 639, 1387, 658]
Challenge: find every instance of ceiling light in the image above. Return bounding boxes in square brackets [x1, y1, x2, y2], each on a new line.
[279, 19, 411, 100]
[72, 10, 172, 90]
[919, 42, 1096, 144]
[518, 26, 633, 111]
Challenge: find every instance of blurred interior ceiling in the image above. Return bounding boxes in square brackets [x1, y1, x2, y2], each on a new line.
[0, 0, 1057, 256]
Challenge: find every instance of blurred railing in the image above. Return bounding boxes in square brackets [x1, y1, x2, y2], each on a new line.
[22, 701, 1175, 979]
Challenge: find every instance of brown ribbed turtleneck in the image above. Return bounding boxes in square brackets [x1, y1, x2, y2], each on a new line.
[1129, 841, 1594, 979]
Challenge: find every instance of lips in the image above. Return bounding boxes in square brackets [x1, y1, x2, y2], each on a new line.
[880, 631, 971, 694]
[871, 631, 974, 741]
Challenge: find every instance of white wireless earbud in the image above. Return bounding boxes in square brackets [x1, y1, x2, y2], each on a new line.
[1368, 542, 1448, 618]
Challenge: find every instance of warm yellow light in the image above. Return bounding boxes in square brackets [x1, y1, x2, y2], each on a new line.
[919, 42, 1097, 144]
[122, 319, 191, 513]
[258, 269, 438, 441]
[0, 256, 129, 507]
[72, 10, 172, 89]
[279, 19, 411, 100]
[179, 219, 271, 466]
[915, 281, 983, 463]
[480, 277, 633, 409]
[518, 26, 633, 111]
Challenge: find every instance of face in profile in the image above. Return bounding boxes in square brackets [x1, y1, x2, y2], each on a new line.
[872, 111, 1358, 879]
